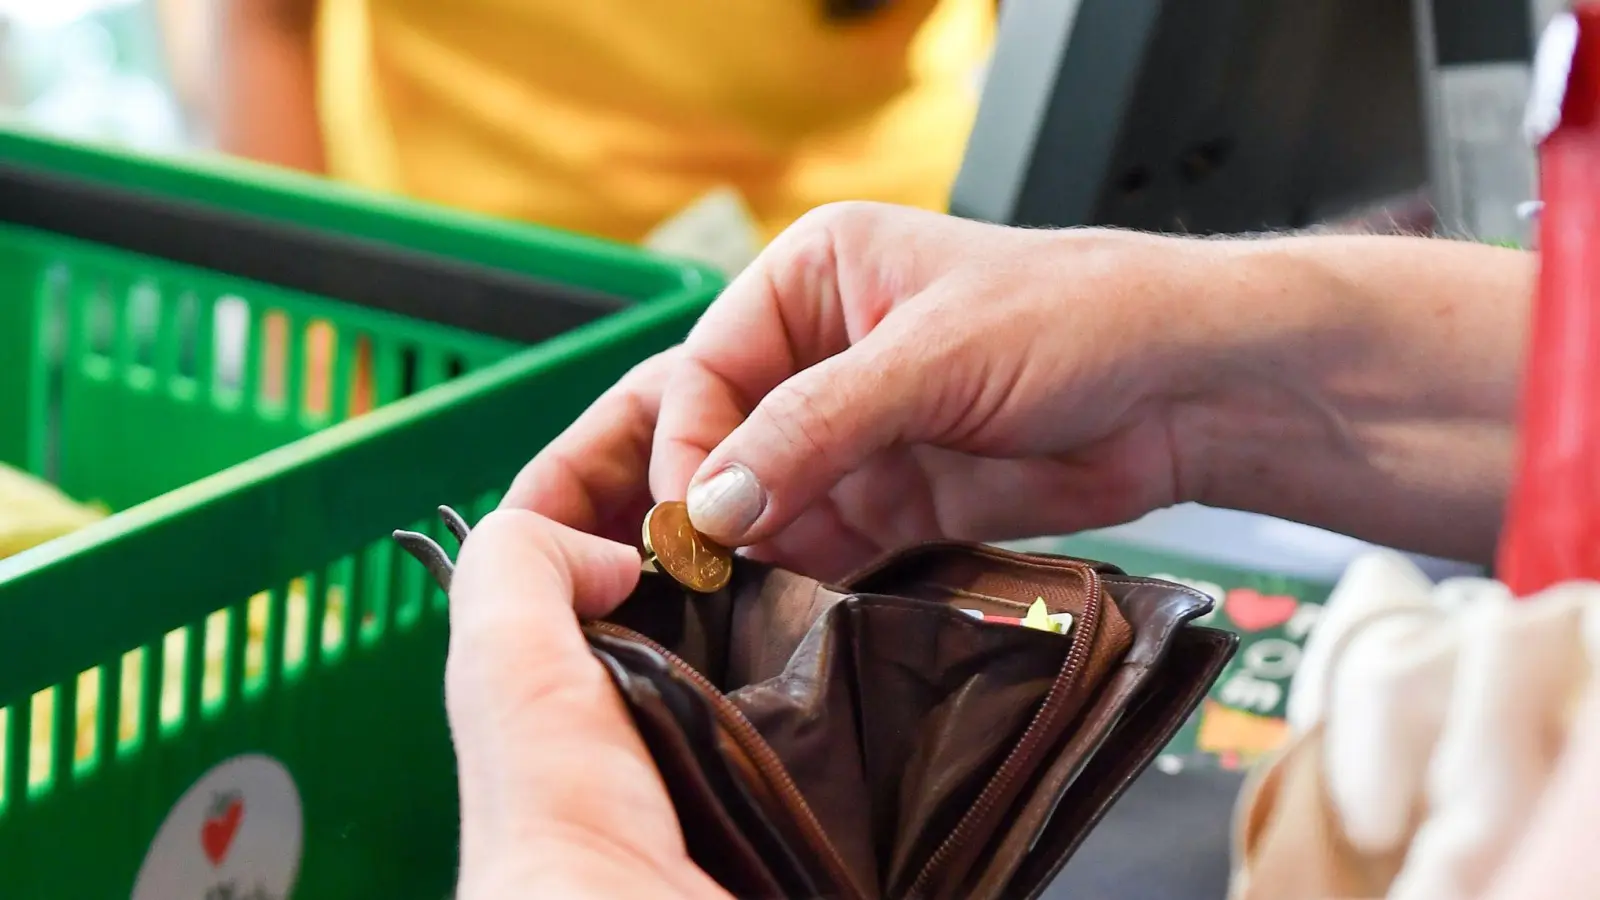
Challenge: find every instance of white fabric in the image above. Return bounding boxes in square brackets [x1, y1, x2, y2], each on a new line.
[1263, 550, 1600, 899]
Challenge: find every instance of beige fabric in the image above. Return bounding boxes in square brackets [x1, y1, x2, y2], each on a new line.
[1229, 728, 1409, 900]
[1229, 550, 1600, 900]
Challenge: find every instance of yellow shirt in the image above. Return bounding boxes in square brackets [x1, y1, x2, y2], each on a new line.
[314, 0, 994, 244]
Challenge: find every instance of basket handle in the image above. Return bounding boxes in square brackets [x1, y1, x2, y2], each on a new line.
[1498, 3, 1600, 596]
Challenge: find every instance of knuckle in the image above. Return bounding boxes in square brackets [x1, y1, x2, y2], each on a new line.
[464, 507, 530, 546]
[459, 509, 563, 571]
[794, 199, 879, 234]
[758, 377, 849, 468]
[781, 201, 883, 265]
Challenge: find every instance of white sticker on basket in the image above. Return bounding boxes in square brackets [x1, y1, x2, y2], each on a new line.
[130, 754, 303, 900]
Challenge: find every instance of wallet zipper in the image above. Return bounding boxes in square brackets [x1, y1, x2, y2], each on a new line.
[903, 563, 1106, 899]
[589, 620, 869, 900]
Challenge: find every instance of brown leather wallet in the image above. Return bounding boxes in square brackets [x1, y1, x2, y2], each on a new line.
[397, 508, 1238, 900]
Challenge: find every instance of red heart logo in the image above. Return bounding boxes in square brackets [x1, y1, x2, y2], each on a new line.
[1224, 588, 1298, 632]
[201, 798, 244, 867]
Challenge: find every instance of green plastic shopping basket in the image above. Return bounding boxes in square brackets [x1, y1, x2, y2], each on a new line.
[0, 128, 724, 899]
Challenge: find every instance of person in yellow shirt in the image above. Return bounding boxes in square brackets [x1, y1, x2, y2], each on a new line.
[215, 0, 996, 248]
[202, 0, 992, 416]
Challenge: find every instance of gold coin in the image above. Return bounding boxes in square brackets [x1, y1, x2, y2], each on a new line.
[642, 500, 733, 593]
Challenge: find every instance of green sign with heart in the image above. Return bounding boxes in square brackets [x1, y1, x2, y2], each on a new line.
[1006, 534, 1337, 772]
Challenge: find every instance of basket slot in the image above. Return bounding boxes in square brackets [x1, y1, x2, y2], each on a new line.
[121, 279, 159, 376]
[399, 344, 421, 399]
[154, 628, 185, 730]
[252, 588, 281, 695]
[200, 609, 229, 710]
[248, 306, 313, 419]
[282, 571, 326, 674]
[26, 689, 51, 794]
[81, 277, 116, 362]
[116, 650, 141, 755]
[69, 275, 120, 392]
[66, 670, 93, 772]
[257, 308, 288, 412]
[33, 265, 70, 483]
[0, 709, 7, 813]
[212, 294, 250, 403]
[74, 670, 102, 776]
[354, 539, 391, 646]
[325, 557, 357, 660]
[299, 320, 335, 422]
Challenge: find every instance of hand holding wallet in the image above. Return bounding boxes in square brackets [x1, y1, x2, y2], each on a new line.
[397, 508, 1237, 900]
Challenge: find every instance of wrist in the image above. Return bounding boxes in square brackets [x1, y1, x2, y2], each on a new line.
[1086, 232, 1342, 509]
[1153, 233, 1531, 561]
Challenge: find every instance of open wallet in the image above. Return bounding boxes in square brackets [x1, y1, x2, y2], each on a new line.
[395, 507, 1239, 900]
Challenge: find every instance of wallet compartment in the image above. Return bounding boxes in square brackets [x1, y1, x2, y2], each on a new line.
[590, 634, 818, 899]
[589, 618, 872, 899]
[961, 576, 1235, 900]
[843, 543, 1140, 896]
[597, 551, 1134, 900]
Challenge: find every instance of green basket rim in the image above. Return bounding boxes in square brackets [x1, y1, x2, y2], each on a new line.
[0, 124, 723, 297]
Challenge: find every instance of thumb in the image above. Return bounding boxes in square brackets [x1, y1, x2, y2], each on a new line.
[684, 328, 938, 546]
[445, 511, 644, 793]
[452, 509, 643, 640]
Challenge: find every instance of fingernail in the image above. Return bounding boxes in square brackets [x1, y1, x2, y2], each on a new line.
[686, 464, 766, 542]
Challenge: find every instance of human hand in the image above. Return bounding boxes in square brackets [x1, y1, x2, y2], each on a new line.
[506, 203, 1234, 578]
[507, 202, 1531, 576]
[446, 509, 729, 900]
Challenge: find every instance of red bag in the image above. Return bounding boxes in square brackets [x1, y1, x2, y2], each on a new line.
[1498, 3, 1600, 596]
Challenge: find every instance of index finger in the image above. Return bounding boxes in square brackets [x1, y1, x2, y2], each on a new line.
[650, 205, 875, 499]
[501, 350, 677, 543]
